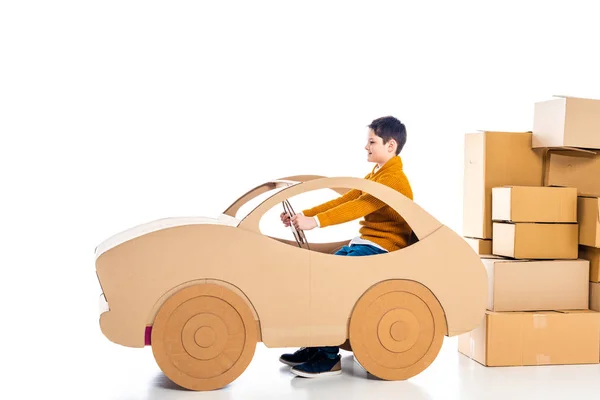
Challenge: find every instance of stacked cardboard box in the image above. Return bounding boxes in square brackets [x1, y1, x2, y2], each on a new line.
[491, 186, 578, 260]
[462, 130, 545, 255]
[534, 95, 600, 315]
[459, 95, 600, 367]
[580, 198, 600, 313]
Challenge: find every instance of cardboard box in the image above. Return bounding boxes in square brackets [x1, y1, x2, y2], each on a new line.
[458, 310, 600, 366]
[463, 131, 544, 239]
[464, 237, 492, 256]
[578, 197, 600, 247]
[545, 149, 600, 197]
[493, 222, 578, 259]
[532, 95, 600, 149]
[579, 246, 600, 282]
[482, 258, 589, 311]
[492, 186, 577, 223]
[591, 282, 600, 312]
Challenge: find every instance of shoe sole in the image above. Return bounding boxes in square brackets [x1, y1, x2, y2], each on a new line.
[290, 368, 342, 378]
[279, 357, 305, 367]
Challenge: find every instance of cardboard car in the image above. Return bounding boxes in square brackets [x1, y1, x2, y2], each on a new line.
[95, 175, 488, 391]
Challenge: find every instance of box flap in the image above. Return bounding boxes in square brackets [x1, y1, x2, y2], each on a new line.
[484, 257, 530, 264]
[474, 130, 532, 134]
[480, 254, 503, 260]
[552, 94, 600, 101]
[547, 147, 598, 155]
[555, 309, 598, 315]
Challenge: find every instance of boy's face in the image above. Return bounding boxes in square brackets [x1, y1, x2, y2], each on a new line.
[365, 129, 395, 164]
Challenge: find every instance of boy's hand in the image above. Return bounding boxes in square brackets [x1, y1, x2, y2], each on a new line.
[280, 212, 291, 227]
[291, 214, 317, 231]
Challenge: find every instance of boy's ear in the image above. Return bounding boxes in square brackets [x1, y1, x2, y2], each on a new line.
[388, 139, 397, 152]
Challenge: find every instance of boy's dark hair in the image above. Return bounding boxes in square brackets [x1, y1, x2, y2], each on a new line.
[368, 116, 407, 155]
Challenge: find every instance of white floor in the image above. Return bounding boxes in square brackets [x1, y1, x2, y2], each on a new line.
[5, 225, 600, 400]
[25, 327, 600, 400]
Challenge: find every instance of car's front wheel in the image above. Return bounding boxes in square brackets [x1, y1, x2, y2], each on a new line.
[151, 284, 257, 391]
[349, 279, 446, 380]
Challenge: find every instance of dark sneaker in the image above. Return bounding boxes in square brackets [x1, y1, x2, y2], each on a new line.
[291, 351, 342, 378]
[279, 347, 319, 367]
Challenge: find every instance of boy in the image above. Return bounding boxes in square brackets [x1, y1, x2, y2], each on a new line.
[278, 115, 414, 378]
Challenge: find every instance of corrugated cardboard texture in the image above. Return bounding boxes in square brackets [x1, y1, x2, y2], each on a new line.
[463, 132, 544, 239]
[579, 246, 600, 282]
[578, 197, 600, 247]
[546, 151, 600, 197]
[492, 186, 577, 223]
[481, 258, 589, 311]
[492, 222, 578, 259]
[464, 237, 492, 255]
[533, 96, 600, 149]
[459, 310, 600, 366]
[590, 282, 600, 312]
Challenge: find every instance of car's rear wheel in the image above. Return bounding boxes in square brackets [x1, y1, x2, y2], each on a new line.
[151, 284, 257, 391]
[349, 280, 446, 380]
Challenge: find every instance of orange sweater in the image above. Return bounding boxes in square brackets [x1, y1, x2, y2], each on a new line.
[302, 156, 414, 252]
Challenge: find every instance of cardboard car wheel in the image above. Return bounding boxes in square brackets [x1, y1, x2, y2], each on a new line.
[151, 284, 257, 391]
[349, 280, 446, 380]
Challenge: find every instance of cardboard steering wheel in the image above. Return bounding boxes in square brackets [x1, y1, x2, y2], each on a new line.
[282, 200, 310, 250]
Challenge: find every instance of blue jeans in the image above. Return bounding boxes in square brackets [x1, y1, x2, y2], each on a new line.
[334, 244, 388, 257]
[317, 244, 388, 359]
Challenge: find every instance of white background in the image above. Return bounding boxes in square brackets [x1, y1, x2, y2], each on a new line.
[2, 1, 600, 399]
